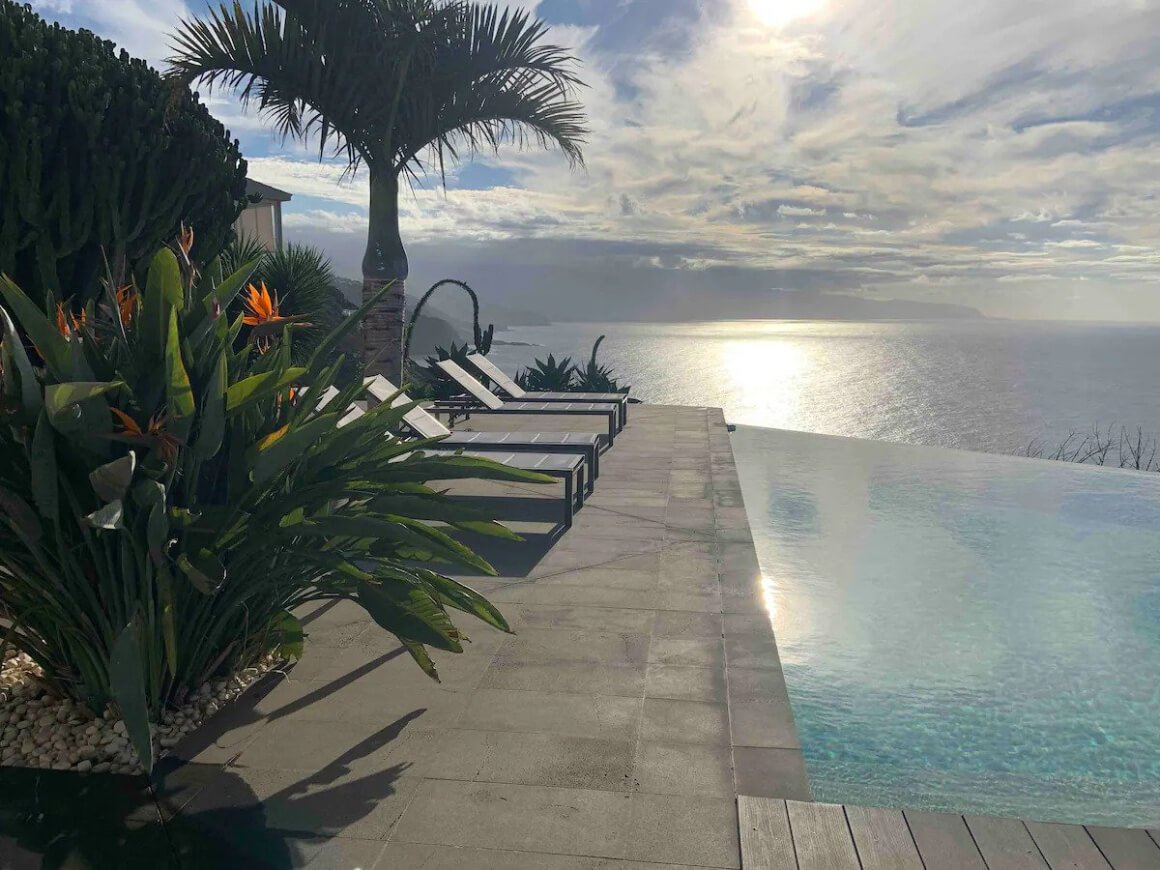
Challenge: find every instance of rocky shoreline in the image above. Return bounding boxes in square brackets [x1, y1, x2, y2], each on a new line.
[0, 646, 278, 776]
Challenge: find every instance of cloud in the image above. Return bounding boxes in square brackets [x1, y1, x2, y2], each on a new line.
[30, 0, 1160, 320]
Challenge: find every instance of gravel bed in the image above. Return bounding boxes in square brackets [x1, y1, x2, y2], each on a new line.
[0, 646, 278, 775]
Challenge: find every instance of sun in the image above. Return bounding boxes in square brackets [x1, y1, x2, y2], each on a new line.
[747, 0, 828, 28]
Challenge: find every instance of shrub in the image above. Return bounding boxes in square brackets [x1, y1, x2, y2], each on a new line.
[516, 353, 575, 391]
[221, 238, 359, 380]
[0, 238, 548, 772]
[0, 1, 247, 306]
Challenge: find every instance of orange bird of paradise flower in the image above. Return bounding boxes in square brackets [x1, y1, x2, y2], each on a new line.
[55, 303, 86, 340]
[111, 408, 181, 465]
[177, 223, 195, 259]
[115, 284, 137, 328]
[243, 281, 307, 352]
[242, 281, 286, 327]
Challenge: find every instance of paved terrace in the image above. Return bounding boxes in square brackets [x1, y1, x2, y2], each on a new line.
[139, 404, 805, 867]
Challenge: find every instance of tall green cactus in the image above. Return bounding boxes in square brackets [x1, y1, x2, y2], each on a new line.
[0, 1, 247, 306]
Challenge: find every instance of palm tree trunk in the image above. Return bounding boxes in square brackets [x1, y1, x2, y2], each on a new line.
[361, 171, 408, 382]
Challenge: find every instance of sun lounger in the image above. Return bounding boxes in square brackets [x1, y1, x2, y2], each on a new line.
[364, 375, 600, 489]
[465, 353, 629, 427]
[326, 387, 587, 527]
[434, 359, 621, 446]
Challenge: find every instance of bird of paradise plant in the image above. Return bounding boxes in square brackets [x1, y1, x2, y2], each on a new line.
[0, 233, 550, 773]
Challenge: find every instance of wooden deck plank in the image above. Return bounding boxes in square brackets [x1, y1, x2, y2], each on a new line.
[905, 810, 987, 870]
[965, 815, 1049, 869]
[738, 796, 797, 869]
[786, 801, 859, 870]
[1025, 822, 1110, 870]
[845, 805, 923, 870]
[1085, 826, 1160, 870]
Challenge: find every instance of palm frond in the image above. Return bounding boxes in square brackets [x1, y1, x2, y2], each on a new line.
[168, 0, 589, 182]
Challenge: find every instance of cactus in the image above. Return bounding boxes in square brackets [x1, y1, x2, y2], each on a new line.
[0, 1, 247, 306]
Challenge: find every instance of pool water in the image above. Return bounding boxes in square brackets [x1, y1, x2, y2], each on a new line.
[730, 426, 1160, 827]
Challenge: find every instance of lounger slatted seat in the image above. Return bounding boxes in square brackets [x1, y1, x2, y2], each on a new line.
[429, 449, 585, 528]
[323, 389, 587, 528]
[364, 376, 600, 490]
[434, 359, 621, 446]
[465, 353, 629, 427]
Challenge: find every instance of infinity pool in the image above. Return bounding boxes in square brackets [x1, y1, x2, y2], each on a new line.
[731, 426, 1160, 827]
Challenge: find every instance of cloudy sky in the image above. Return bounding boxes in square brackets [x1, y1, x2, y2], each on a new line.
[32, 0, 1160, 321]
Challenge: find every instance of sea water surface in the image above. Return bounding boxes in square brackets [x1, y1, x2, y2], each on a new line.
[488, 319, 1160, 454]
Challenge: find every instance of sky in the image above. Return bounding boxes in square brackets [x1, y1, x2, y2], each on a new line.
[29, 0, 1160, 321]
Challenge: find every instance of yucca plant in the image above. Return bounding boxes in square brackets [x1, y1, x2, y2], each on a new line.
[0, 237, 549, 773]
[516, 353, 575, 391]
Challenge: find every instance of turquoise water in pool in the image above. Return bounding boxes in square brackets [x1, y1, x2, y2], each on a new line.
[730, 425, 1160, 827]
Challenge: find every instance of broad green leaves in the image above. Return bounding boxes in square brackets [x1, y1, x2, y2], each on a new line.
[109, 620, 154, 774]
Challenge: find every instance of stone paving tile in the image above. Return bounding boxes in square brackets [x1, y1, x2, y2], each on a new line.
[729, 700, 800, 750]
[504, 604, 659, 634]
[391, 780, 632, 857]
[481, 660, 647, 697]
[424, 729, 636, 792]
[648, 636, 725, 668]
[731, 747, 811, 801]
[459, 689, 642, 741]
[495, 628, 651, 666]
[621, 793, 740, 868]
[303, 837, 386, 869]
[723, 633, 782, 671]
[534, 567, 659, 590]
[181, 766, 424, 842]
[653, 610, 723, 638]
[727, 666, 791, 705]
[632, 742, 734, 798]
[644, 663, 726, 703]
[640, 699, 731, 746]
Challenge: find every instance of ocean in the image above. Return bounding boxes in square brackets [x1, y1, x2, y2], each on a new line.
[486, 319, 1160, 457]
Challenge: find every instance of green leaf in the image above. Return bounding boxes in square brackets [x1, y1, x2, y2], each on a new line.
[164, 308, 195, 441]
[90, 452, 136, 503]
[207, 258, 261, 308]
[0, 302, 42, 416]
[270, 611, 305, 660]
[44, 381, 123, 420]
[30, 412, 58, 520]
[0, 486, 42, 546]
[400, 639, 439, 681]
[83, 499, 123, 530]
[225, 367, 306, 414]
[414, 569, 513, 634]
[141, 248, 182, 360]
[109, 619, 154, 774]
[156, 565, 178, 677]
[357, 577, 463, 653]
[132, 479, 166, 509]
[192, 349, 227, 459]
[147, 500, 169, 563]
[251, 413, 338, 484]
[0, 275, 70, 380]
[368, 494, 522, 541]
[177, 549, 226, 594]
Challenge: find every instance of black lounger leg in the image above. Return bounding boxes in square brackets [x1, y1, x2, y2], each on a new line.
[607, 412, 616, 446]
[564, 472, 574, 528]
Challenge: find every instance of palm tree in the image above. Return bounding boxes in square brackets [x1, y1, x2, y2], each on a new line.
[168, 0, 587, 380]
